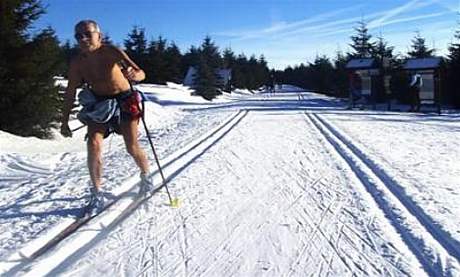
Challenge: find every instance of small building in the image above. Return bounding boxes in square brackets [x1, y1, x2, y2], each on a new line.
[183, 66, 232, 90]
[345, 58, 380, 108]
[402, 57, 443, 113]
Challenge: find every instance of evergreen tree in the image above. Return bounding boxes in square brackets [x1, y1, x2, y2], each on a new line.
[222, 48, 236, 90]
[407, 31, 435, 58]
[349, 21, 376, 58]
[333, 51, 349, 97]
[310, 55, 335, 94]
[372, 36, 394, 62]
[61, 40, 79, 76]
[255, 55, 270, 89]
[0, 0, 64, 138]
[232, 53, 248, 89]
[164, 42, 183, 83]
[246, 55, 258, 89]
[124, 26, 148, 70]
[447, 22, 460, 107]
[222, 47, 236, 69]
[195, 36, 221, 100]
[146, 36, 168, 83]
[448, 24, 460, 61]
[102, 32, 114, 45]
[196, 56, 219, 100]
[371, 36, 395, 102]
[200, 36, 222, 68]
[273, 69, 285, 87]
[182, 45, 201, 79]
[283, 66, 295, 86]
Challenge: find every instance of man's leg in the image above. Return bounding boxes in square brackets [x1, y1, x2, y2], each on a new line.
[120, 119, 150, 174]
[87, 123, 106, 190]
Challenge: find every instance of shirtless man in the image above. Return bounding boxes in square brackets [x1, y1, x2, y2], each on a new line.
[60, 20, 153, 213]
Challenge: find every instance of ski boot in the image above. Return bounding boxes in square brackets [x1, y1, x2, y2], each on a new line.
[139, 173, 156, 196]
[86, 187, 106, 217]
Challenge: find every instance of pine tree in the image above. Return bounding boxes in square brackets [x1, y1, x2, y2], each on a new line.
[200, 36, 222, 68]
[222, 48, 236, 90]
[222, 47, 236, 69]
[0, 1, 64, 138]
[333, 51, 349, 97]
[124, 26, 148, 70]
[232, 53, 248, 89]
[146, 36, 168, 83]
[195, 36, 221, 100]
[164, 42, 183, 83]
[182, 46, 200, 79]
[61, 40, 79, 76]
[310, 55, 335, 94]
[255, 55, 270, 89]
[372, 36, 394, 62]
[448, 25, 460, 61]
[447, 22, 460, 107]
[196, 56, 219, 100]
[246, 55, 258, 89]
[407, 31, 435, 58]
[102, 32, 114, 45]
[349, 21, 376, 58]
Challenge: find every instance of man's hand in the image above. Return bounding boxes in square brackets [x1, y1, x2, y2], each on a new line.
[122, 66, 145, 82]
[121, 66, 135, 80]
[60, 123, 72, 137]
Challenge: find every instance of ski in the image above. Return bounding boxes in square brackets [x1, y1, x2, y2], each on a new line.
[29, 209, 92, 259]
[28, 182, 164, 260]
[0, 184, 161, 276]
[29, 190, 123, 260]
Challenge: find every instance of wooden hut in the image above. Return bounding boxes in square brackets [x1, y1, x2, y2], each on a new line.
[402, 57, 443, 114]
[345, 58, 380, 108]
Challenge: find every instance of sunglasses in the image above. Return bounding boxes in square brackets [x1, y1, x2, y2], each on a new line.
[74, 31, 98, 41]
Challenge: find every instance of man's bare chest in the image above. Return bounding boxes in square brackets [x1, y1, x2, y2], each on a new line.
[79, 54, 116, 82]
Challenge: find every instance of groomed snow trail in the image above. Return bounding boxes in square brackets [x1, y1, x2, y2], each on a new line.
[51, 104, 425, 276]
[0, 108, 233, 261]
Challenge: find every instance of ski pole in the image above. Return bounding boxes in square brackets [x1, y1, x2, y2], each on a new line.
[119, 61, 179, 207]
[139, 92, 179, 207]
[71, 124, 86, 132]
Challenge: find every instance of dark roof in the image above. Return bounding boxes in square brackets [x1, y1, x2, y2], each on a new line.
[345, 58, 377, 69]
[403, 57, 442, 70]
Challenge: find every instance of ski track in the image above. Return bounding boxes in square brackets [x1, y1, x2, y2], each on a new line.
[0, 109, 234, 261]
[305, 111, 460, 276]
[2, 92, 459, 276]
[314, 111, 460, 244]
[55, 107, 426, 276]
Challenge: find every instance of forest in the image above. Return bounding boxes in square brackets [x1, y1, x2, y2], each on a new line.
[1, 0, 460, 138]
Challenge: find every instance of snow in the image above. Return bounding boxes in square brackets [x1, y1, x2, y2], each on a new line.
[1, 82, 459, 276]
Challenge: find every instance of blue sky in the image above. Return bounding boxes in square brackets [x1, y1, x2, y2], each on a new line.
[34, 0, 460, 69]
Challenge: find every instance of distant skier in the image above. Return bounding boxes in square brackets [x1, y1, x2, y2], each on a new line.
[60, 20, 155, 215]
[409, 73, 422, 112]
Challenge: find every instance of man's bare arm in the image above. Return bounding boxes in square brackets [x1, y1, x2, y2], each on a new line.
[112, 46, 146, 82]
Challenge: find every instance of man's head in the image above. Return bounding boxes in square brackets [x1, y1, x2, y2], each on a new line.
[74, 20, 102, 52]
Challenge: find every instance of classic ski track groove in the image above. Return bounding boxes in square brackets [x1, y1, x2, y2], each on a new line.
[30, 105, 433, 276]
[144, 111, 412, 277]
[305, 111, 460, 276]
[281, 111, 406, 276]
[27, 109, 248, 276]
[6, 95, 455, 276]
[0, 109, 248, 276]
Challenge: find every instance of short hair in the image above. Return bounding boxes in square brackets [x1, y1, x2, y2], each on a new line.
[74, 20, 101, 33]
